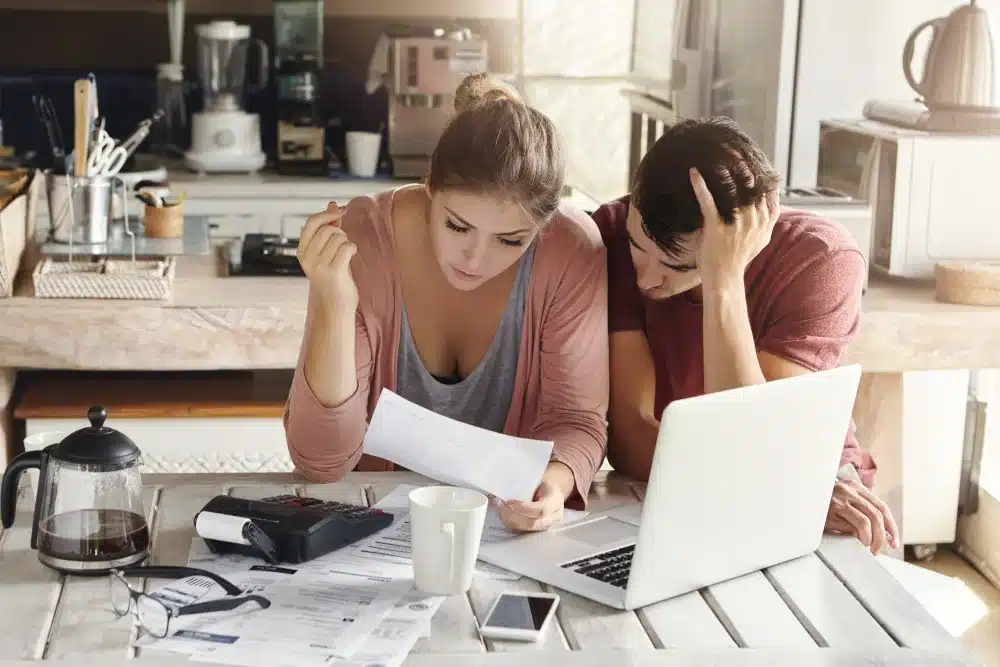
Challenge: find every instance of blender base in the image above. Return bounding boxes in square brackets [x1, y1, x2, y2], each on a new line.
[185, 110, 267, 174]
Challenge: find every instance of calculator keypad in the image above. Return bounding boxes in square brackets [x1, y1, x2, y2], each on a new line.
[261, 494, 385, 520]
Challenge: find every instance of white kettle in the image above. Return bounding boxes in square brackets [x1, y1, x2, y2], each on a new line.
[903, 0, 998, 111]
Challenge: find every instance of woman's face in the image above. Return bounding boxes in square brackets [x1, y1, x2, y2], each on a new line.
[427, 189, 539, 291]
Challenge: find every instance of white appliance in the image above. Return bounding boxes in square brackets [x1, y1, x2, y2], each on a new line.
[902, 0, 998, 113]
[479, 366, 862, 610]
[864, 1, 1000, 132]
[816, 117, 1000, 279]
[629, 0, 997, 188]
[185, 21, 269, 174]
[780, 187, 873, 289]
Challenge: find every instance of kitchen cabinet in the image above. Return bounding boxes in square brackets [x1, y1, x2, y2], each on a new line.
[183, 197, 330, 241]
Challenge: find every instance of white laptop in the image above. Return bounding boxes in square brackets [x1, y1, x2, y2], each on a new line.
[478, 364, 863, 610]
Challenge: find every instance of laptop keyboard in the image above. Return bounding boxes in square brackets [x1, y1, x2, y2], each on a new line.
[561, 545, 635, 589]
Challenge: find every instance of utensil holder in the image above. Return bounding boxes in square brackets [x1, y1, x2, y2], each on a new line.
[45, 172, 112, 245]
[143, 203, 184, 238]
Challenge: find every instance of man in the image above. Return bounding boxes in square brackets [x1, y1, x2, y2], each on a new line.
[594, 117, 899, 554]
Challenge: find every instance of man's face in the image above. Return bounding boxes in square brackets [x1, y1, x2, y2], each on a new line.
[625, 204, 703, 299]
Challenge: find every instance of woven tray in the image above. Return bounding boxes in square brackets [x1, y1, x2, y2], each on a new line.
[32, 256, 176, 300]
[935, 261, 1000, 306]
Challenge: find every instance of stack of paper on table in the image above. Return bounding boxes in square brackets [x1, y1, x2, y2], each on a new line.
[137, 483, 587, 667]
[137, 536, 443, 667]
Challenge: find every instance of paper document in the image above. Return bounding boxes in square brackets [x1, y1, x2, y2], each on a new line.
[181, 537, 446, 667]
[139, 549, 407, 664]
[334, 587, 446, 667]
[197, 587, 445, 667]
[362, 388, 554, 501]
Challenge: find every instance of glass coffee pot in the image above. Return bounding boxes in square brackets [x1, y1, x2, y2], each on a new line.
[0, 406, 149, 574]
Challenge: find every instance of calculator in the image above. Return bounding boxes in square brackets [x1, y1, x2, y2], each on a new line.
[195, 493, 395, 564]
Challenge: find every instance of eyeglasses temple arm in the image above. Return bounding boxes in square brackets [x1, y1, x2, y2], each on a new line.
[174, 595, 271, 617]
[117, 565, 243, 596]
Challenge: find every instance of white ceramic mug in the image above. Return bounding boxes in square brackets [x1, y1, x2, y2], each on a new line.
[409, 486, 488, 596]
[345, 131, 382, 177]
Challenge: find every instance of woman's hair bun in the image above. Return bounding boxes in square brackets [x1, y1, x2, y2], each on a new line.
[453, 72, 521, 113]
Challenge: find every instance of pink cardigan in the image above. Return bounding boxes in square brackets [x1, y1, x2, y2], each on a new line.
[283, 186, 610, 506]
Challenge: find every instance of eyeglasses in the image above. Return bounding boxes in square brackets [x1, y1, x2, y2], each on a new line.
[109, 565, 270, 639]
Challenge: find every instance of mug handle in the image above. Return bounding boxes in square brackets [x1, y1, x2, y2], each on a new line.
[441, 521, 456, 586]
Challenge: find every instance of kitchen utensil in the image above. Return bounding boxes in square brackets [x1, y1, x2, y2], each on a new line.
[73, 78, 94, 175]
[903, 0, 998, 111]
[86, 129, 128, 178]
[116, 109, 165, 162]
[0, 406, 150, 575]
[87, 72, 99, 118]
[32, 94, 68, 173]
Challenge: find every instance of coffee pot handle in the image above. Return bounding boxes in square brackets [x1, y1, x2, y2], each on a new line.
[0, 449, 44, 530]
[903, 17, 942, 98]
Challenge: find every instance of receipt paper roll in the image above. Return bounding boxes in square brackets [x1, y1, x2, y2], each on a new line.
[195, 511, 252, 545]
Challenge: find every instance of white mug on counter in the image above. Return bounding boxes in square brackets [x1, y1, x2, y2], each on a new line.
[409, 486, 488, 595]
[345, 130, 382, 177]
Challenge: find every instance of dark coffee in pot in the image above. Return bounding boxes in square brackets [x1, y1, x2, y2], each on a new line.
[37, 509, 149, 562]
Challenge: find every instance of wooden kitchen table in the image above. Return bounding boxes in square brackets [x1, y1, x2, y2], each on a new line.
[0, 471, 979, 666]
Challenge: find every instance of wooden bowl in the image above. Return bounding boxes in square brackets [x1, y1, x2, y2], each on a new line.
[143, 203, 184, 239]
[935, 261, 1000, 306]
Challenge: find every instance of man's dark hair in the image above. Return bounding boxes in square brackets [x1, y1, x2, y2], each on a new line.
[631, 116, 781, 259]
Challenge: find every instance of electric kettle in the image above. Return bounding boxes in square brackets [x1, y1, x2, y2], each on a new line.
[903, 0, 998, 111]
[0, 406, 149, 575]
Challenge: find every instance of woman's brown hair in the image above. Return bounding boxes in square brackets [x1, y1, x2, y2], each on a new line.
[427, 73, 565, 225]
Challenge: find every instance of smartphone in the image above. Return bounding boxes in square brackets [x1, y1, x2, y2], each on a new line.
[479, 592, 560, 642]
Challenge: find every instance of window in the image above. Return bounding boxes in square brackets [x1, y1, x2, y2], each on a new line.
[517, 0, 637, 203]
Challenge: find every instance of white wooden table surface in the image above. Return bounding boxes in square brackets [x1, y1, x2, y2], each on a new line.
[0, 471, 980, 666]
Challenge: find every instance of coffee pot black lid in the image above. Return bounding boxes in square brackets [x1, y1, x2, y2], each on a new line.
[54, 406, 141, 466]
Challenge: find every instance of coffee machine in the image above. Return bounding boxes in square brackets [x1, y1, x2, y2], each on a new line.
[273, 0, 326, 175]
[185, 20, 269, 173]
[372, 27, 488, 178]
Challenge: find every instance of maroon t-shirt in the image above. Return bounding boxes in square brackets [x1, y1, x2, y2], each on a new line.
[593, 196, 876, 488]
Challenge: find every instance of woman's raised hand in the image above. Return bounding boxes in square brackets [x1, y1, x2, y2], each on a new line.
[297, 203, 359, 312]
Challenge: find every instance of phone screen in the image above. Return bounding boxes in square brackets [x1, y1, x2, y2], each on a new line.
[483, 594, 555, 631]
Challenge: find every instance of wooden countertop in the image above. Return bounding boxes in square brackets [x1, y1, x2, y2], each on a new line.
[0, 253, 962, 311]
[12, 369, 292, 419]
[0, 254, 997, 372]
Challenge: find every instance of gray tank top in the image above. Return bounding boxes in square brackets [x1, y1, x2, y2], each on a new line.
[396, 243, 536, 432]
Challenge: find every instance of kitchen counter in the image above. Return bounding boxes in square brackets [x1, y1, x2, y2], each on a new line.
[168, 169, 417, 199]
[0, 253, 996, 372]
[164, 166, 603, 212]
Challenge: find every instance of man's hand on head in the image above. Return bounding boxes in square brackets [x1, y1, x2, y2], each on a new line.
[689, 167, 780, 291]
[825, 479, 900, 554]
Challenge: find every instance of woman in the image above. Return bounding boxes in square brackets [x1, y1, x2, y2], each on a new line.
[284, 74, 608, 532]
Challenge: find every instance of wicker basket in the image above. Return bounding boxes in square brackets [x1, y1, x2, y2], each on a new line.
[32, 256, 176, 300]
[935, 261, 1000, 306]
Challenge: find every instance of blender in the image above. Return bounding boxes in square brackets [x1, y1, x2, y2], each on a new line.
[185, 20, 269, 173]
